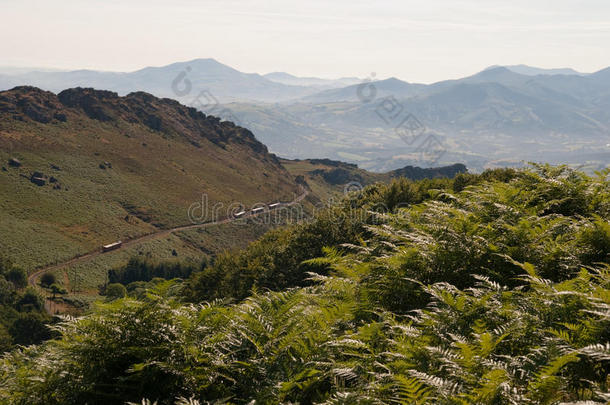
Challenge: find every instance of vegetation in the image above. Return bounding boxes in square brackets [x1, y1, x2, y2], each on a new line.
[0, 258, 51, 352]
[281, 158, 466, 206]
[0, 165, 608, 404]
[39, 273, 56, 288]
[108, 257, 206, 286]
[0, 86, 299, 271]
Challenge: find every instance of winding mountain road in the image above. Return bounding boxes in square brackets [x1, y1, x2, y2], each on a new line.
[28, 188, 308, 290]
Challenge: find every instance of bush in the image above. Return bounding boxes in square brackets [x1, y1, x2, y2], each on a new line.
[108, 257, 203, 285]
[5, 267, 27, 289]
[0, 325, 11, 353]
[49, 283, 67, 298]
[105, 283, 126, 300]
[15, 288, 43, 312]
[8, 312, 51, 346]
[39, 273, 56, 288]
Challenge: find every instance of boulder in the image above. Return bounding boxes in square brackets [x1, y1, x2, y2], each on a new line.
[8, 158, 21, 167]
[31, 177, 46, 186]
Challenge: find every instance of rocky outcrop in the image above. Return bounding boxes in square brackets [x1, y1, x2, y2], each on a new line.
[0, 87, 65, 124]
[30, 172, 47, 186]
[0, 86, 271, 158]
[8, 158, 22, 167]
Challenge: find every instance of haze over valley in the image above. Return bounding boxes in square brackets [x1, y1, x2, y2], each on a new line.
[2, 59, 608, 172]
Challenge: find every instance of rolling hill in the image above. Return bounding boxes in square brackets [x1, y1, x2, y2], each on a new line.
[0, 59, 317, 103]
[0, 85, 470, 306]
[263, 72, 361, 89]
[281, 158, 467, 203]
[0, 86, 300, 271]
[224, 66, 610, 172]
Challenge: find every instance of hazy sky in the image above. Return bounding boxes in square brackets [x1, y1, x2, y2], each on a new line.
[2, 0, 609, 83]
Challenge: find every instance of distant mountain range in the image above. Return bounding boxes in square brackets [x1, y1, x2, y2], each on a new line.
[0, 59, 315, 103]
[489, 65, 587, 76]
[263, 72, 361, 89]
[0, 59, 361, 103]
[226, 65, 610, 172]
[1, 60, 609, 172]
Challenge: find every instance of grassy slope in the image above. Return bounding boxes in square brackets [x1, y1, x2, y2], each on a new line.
[281, 158, 467, 203]
[0, 87, 299, 272]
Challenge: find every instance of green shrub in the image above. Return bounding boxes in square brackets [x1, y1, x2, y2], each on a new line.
[39, 273, 56, 288]
[105, 283, 127, 300]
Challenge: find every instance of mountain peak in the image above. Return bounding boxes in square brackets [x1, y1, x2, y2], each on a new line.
[479, 66, 513, 75]
[485, 64, 585, 76]
[380, 77, 409, 85]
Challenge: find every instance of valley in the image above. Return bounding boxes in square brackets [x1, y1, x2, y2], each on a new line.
[0, 86, 466, 311]
[2, 61, 608, 173]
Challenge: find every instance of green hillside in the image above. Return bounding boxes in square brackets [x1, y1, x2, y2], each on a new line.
[281, 158, 466, 204]
[0, 86, 299, 271]
[2, 165, 608, 404]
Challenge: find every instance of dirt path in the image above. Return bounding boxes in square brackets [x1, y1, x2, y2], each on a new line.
[28, 189, 308, 291]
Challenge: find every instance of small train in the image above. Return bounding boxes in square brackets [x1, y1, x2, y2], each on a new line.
[102, 241, 123, 252]
[233, 202, 282, 218]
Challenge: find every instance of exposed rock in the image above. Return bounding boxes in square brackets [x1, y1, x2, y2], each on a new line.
[8, 158, 22, 167]
[31, 177, 46, 186]
[22, 103, 53, 123]
[1, 86, 281, 168]
[53, 112, 67, 122]
[30, 171, 48, 186]
[58, 88, 118, 122]
[0, 87, 65, 123]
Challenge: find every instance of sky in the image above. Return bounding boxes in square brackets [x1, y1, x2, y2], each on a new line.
[2, 0, 609, 83]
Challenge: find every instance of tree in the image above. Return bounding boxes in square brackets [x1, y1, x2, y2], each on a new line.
[5, 267, 27, 289]
[0, 278, 14, 305]
[49, 283, 66, 299]
[105, 283, 127, 300]
[9, 313, 51, 346]
[40, 273, 56, 288]
[0, 325, 11, 353]
[16, 288, 43, 312]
